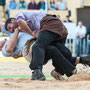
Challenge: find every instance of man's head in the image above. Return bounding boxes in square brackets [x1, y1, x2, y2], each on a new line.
[78, 21, 83, 27]
[5, 18, 18, 32]
[50, 0, 55, 4]
[66, 15, 70, 21]
[0, 39, 7, 51]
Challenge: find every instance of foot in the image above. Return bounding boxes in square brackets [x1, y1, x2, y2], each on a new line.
[31, 69, 46, 80]
[80, 55, 90, 66]
[72, 68, 82, 75]
[51, 69, 64, 81]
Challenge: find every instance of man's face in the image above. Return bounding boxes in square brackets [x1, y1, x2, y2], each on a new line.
[66, 17, 69, 21]
[78, 22, 82, 27]
[7, 21, 18, 32]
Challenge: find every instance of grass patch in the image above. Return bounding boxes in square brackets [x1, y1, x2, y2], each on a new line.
[0, 74, 51, 78]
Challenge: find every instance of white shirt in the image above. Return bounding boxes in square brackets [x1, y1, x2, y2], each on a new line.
[2, 32, 33, 57]
[75, 25, 86, 36]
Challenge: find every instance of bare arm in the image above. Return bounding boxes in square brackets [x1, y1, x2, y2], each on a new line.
[5, 28, 19, 53]
[17, 19, 35, 37]
[0, 22, 4, 31]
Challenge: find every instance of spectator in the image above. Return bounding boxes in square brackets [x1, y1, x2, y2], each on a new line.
[0, 0, 6, 19]
[55, 0, 67, 10]
[64, 15, 72, 22]
[19, 0, 26, 9]
[28, 0, 37, 9]
[37, 0, 45, 10]
[75, 21, 86, 56]
[6, 0, 19, 18]
[48, 0, 55, 10]
[86, 25, 90, 54]
[81, 0, 84, 5]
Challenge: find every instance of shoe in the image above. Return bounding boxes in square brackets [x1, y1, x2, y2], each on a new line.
[80, 55, 90, 66]
[51, 69, 64, 81]
[31, 69, 46, 80]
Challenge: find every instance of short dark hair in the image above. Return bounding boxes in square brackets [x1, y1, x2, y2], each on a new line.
[5, 18, 15, 30]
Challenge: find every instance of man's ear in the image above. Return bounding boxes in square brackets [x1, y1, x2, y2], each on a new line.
[11, 19, 15, 22]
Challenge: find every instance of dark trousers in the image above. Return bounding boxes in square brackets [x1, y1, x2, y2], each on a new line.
[44, 43, 76, 77]
[51, 42, 76, 66]
[30, 31, 59, 70]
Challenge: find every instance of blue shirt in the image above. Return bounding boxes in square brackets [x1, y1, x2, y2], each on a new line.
[20, 1, 26, 9]
[41, 2, 45, 10]
[10, 1, 17, 9]
[6, 0, 19, 10]
[2, 32, 33, 57]
[50, 4, 55, 9]
[55, 1, 66, 10]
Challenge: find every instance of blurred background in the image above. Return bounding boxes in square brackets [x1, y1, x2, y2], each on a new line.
[0, 0, 90, 56]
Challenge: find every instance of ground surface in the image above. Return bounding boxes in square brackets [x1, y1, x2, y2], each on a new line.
[0, 57, 90, 90]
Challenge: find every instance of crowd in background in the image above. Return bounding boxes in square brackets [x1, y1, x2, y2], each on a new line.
[0, 0, 85, 18]
[0, 0, 90, 56]
[4, 0, 68, 18]
[5, 0, 68, 10]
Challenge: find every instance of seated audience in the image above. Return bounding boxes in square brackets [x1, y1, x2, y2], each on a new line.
[6, 0, 19, 18]
[48, 0, 55, 10]
[55, 0, 67, 10]
[64, 15, 72, 22]
[37, 0, 45, 10]
[19, 0, 26, 9]
[75, 21, 86, 56]
[28, 0, 37, 9]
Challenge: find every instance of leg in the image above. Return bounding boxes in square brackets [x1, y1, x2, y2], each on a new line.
[88, 41, 90, 54]
[52, 42, 90, 66]
[45, 46, 76, 77]
[30, 31, 58, 80]
[44, 47, 65, 76]
[30, 31, 58, 70]
[52, 42, 77, 66]
[77, 38, 80, 56]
